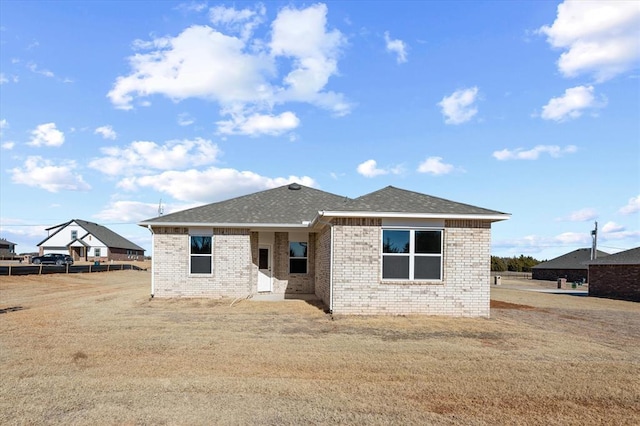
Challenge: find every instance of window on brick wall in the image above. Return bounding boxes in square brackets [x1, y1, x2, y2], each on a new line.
[382, 229, 442, 280]
[190, 235, 212, 274]
[289, 242, 308, 274]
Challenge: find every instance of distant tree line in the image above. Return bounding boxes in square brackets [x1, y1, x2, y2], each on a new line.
[491, 255, 543, 272]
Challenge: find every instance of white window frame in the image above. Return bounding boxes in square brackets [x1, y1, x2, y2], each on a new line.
[94, 248, 101, 257]
[381, 228, 443, 281]
[189, 231, 213, 276]
[71, 230, 78, 240]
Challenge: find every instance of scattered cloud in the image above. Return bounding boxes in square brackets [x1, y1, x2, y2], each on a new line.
[417, 156, 455, 175]
[438, 87, 479, 124]
[89, 138, 220, 176]
[538, 0, 640, 81]
[493, 145, 577, 160]
[540, 85, 604, 121]
[27, 62, 54, 78]
[94, 125, 117, 140]
[601, 221, 640, 241]
[176, 2, 208, 13]
[1, 141, 15, 150]
[9, 156, 91, 192]
[217, 111, 300, 136]
[94, 200, 175, 222]
[117, 168, 317, 203]
[619, 195, 640, 215]
[177, 112, 195, 126]
[209, 4, 265, 41]
[108, 4, 349, 135]
[0, 74, 7, 84]
[384, 31, 408, 63]
[27, 123, 65, 147]
[356, 159, 403, 178]
[0, 118, 7, 136]
[560, 208, 598, 222]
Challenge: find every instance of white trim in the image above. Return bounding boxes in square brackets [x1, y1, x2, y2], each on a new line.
[319, 211, 510, 221]
[141, 222, 311, 228]
[381, 228, 444, 282]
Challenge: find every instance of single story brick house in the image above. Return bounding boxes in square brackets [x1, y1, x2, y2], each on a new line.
[38, 219, 145, 262]
[139, 184, 509, 317]
[0, 238, 17, 256]
[588, 247, 640, 302]
[532, 248, 609, 282]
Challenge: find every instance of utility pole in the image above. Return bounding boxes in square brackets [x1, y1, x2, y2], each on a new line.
[158, 199, 164, 216]
[591, 221, 598, 260]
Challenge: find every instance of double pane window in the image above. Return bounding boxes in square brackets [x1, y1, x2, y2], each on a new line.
[289, 242, 308, 274]
[190, 235, 212, 274]
[382, 229, 442, 280]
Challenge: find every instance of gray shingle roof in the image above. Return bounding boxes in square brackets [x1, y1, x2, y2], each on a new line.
[0, 238, 17, 246]
[532, 248, 610, 270]
[142, 184, 350, 225]
[140, 183, 508, 226]
[334, 186, 507, 215]
[39, 219, 144, 251]
[588, 247, 640, 265]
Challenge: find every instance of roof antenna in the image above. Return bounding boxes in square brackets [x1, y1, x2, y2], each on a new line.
[590, 221, 598, 260]
[158, 199, 164, 216]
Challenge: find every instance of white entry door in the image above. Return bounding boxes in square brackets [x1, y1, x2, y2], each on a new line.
[257, 245, 272, 292]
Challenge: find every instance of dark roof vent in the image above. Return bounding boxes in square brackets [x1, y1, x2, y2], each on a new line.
[288, 183, 301, 190]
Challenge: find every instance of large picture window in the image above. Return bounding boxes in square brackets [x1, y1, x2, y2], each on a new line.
[382, 229, 442, 280]
[190, 235, 212, 274]
[289, 242, 308, 274]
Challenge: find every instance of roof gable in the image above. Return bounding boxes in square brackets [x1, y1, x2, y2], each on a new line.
[340, 186, 507, 216]
[140, 184, 509, 227]
[143, 184, 349, 226]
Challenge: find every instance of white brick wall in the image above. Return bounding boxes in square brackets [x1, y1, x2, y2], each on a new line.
[331, 219, 492, 317]
[153, 228, 254, 298]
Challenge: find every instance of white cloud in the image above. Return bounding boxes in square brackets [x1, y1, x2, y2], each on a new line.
[0, 74, 7, 84]
[217, 111, 300, 136]
[117, 167, 317, 203]
[94, 125, 117, 140]
[108, 4, 350, 135]
[493, 145, 577, 160]
[177, 113, 195, 126]
[601, 221, 624, 233]
[417, 157, 455, 175]
[538, 0, 640, 81]
[619, 195, 640, 215]
[554, 231, 590, 245]
[0, 118, 7, 135]
[89, 137, 220, 176]
[563, 208, 598, 222]
[384, 31, 408, 64]
[27, 62, 54, 78]
[209, 4, 265, 41]
[27, 123, 65, 147]
[438, 87, 479, 125]
[540, 85, 604, 122]
[94, 200, 169, 222]
[357, 159, 388, 178]
[1, 141, 15, 150]
[10, 156, 91, 192]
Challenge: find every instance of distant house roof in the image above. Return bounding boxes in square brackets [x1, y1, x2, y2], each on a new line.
[39, 219, 144, 251]
[588, 247, 640, 265]
[533, 248, 610, 270]
[0, 238, 17, 246]
[139, 184, 510, 227]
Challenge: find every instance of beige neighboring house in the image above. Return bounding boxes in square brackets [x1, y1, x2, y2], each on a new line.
[38, 219, 145, 262]
[139, 184, 510, 317]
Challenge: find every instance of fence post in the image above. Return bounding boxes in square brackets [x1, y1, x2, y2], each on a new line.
[8, 265, 11, 276]
[39, 264, 43, 275]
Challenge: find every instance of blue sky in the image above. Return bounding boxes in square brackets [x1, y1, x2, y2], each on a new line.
[1, 0, 638, 260]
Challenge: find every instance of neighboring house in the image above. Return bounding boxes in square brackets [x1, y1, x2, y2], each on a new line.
[139, 184, 510, 317]
[588, 247, 640, 302]
[0, 238, 17, 256]
[38, 219, 145, 262]
[532, 248, 609, 282]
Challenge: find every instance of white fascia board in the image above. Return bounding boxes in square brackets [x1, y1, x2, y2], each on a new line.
[317, 211, 511, 222]
[139, 221, 313, 229]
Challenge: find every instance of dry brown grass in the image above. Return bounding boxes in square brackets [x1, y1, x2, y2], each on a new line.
[1, 272, 638, 425]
